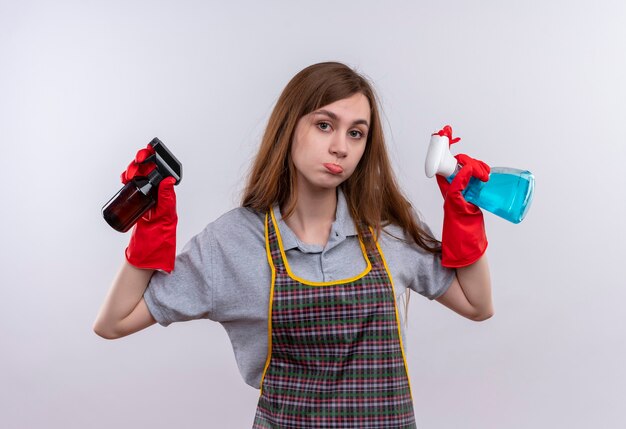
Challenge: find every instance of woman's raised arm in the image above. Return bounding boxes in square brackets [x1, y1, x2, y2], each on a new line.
[93, 261, 157, 339]
[95, 146, 179, 338]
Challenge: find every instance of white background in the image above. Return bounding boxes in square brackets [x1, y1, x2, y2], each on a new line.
[1, 1, 625, 428]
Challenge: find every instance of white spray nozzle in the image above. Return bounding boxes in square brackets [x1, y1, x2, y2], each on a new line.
[425, 134, 458, 178]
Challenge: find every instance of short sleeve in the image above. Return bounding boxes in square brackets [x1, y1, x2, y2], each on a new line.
[143, 225, 215, 326]
[411, 219, 456, 300]
[380, 216, 456, 301]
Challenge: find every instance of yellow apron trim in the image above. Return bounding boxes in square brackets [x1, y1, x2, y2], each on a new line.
[258, 212, 276, 396]
[269, 208, 372, 287]
[371, 227, 414, 402]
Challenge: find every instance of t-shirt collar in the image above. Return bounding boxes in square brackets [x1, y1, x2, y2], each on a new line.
[271, 188, 358, 252]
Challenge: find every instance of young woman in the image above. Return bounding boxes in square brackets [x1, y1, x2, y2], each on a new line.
[94, 61, 493, 428]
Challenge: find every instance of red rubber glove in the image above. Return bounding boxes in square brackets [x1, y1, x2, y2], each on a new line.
[433, 126, 490, 268]
[122, 144, 178, 273]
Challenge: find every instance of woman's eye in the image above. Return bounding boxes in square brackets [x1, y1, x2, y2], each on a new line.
[317, 122, 331, 131]
[349, 130, 363, 138]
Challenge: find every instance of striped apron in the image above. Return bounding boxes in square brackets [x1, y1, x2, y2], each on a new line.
[252, 210, 417, 428]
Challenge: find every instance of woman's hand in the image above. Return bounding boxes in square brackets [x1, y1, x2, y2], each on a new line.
[122, 145, 178, 273]
[433, 126, 490, 268]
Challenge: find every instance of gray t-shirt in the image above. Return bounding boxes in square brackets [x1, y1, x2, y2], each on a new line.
[144, 190, 455, 389]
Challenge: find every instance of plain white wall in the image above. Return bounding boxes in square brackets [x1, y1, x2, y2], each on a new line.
[1, 1, 624, 428]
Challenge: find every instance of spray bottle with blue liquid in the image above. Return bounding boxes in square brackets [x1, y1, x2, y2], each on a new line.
[425, 127, 535, 224]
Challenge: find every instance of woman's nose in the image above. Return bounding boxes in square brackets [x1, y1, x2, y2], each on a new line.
[330, 133, 348, 158]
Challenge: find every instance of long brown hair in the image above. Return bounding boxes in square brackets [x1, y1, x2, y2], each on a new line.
[241, 61, 441, 256]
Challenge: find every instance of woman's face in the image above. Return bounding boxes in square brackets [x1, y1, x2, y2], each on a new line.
[290, 92, 370, 193]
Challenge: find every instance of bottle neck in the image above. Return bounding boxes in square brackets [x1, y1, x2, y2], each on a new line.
[137, 169, 163, 195]
[445, 163, 462, 183]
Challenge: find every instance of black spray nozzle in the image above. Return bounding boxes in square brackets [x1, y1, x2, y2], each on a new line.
[142, 137, 183, 185]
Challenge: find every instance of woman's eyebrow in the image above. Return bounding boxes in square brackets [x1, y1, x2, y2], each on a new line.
[313, 109, 369, 128]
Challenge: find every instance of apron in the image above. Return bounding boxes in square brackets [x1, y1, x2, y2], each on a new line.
[252, 210, 417, 429]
